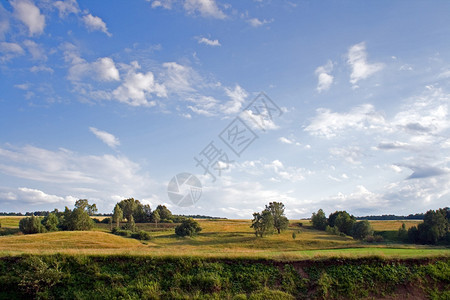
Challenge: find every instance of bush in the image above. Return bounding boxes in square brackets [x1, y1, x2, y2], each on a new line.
[175, 218, 202, 237]
[325, 225, 340, 235]
[100, 218, 111, 224]
[19, 216, 45, 234]
[131, 230, 151, 240]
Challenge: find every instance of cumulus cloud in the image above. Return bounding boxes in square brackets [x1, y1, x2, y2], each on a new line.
[279, 137, 293, 144]
[64, 45, 120, 82]
[82, 13, 111, 36]
[11, 0, 45, 36]
[112, 61, 167, 106]
[89, 127, 120, 148]
[162, 62, 197, 94]
[347, 42, 384, 85]
[197, 36, 221, 46]
[315, 60, 333, 92]
[184, 0, 226, 19]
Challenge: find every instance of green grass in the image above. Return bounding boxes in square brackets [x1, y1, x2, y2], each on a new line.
[0, 218, 448, 259]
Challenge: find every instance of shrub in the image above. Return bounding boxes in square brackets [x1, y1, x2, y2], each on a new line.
[42, 213, 59, 232]
[131, 230, 151, 241]
[101, 217, 111, 224]
[175, 218, 202, 237]
[19, 216, 45, 234]
[374, 235, 384, 242]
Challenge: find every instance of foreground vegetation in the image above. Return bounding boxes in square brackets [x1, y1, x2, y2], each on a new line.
[0, 255, 448, 299]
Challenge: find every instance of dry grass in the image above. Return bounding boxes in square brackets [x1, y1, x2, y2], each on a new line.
[368, 220, 422, 231]
[0, 218, 448, 259]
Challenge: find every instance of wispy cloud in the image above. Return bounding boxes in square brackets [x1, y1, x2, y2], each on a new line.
[82, 13, 112, 37]
[89, 127, 120, 148]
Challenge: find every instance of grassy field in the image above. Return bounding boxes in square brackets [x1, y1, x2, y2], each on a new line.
[0, 217, 447, 259]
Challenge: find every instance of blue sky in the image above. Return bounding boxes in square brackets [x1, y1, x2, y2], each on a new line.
[1, 0, 450, 218]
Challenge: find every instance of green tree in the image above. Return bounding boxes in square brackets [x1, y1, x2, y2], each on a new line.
[352, 220, 373, 240]
[311, 209, 328, 230]
[42, 213, 59, 232]
[332, 211, 356, 236]
[151, 210, 160, 228]
[113, 204, 123, 229]
[19, 215, 45, 234]
[155, 205, 173, 221]
[74, 199, 89, 211]
[124, 214, 137, 232]
[415, 208, 449, 244]
[175, 218, 202, 237]
[65, 208, 94, 231]
[398, 223, 408, 242]
[87, 203, 98, 216]
[251, 209, 274, 237]
[266, 202, 289, 234]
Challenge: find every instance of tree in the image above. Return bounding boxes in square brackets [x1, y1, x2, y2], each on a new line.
[251, 209, 274, 237]
[398, 223, 408, 242]
[335, 212, 355, 236]
[155, 205, 173, 221]
[118, 198, 139, 222]
[311, 209, 328, 230]
[19, 215, 45, 234]
[74, 199, 89, 211]
[87, 203, 98, 216]
[414, 208, 449, 244]
[113, 204, 123, 229]
[352, 220, 373, 240]
[65, 207, 94, 231]
[266, 202, 289, 234]
[124, 214, 137, 232]
[151, 210, 160, 228]
[42, 213, 59, 232]
[175, 218, 202, 237]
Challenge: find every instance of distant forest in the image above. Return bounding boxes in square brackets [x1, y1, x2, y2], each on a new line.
[356, 213, 425, 220]
[0, 211, 226, 219]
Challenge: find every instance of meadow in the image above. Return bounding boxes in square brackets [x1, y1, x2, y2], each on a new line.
[0, 217, 448, 260]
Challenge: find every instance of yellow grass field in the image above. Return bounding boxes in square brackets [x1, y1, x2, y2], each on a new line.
[0, 218, 448, 259]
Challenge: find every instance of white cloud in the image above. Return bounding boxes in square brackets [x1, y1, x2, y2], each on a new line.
[82, 13, 111, 37]
[54, 0, 80, 18]
[0, 144, 155, 206]
[0, 42, 24, 61]
[67, 50, 120, 82]
[112, 61, 167, 106]
[149, 0, 173, 9]
[184, 0, 226, 19]
[279, 137, 293, 144]
[30, 65, 54, 73]
[11, 0, 45, 36]
[315, 60, 333, 92]
[23, 39, 46, 60]
[347, 42, 384, 85]
[89, 127, 120, 148]
[247, 17, 272, 27]
[305, 104, 386, 138]
[162, 62, 197, 94]
[15, 187, 75, 204]
[197, 37, 221, 46]
[220, 84, 248, 114]
[329, 146, 363, 165]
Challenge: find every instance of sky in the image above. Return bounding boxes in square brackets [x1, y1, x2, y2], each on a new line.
[1, 0, 450, 218]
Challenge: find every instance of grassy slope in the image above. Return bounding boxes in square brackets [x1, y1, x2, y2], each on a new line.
[0, 218, 448, 259]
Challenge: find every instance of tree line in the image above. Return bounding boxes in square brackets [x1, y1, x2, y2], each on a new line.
[310, 209, 373, 240]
